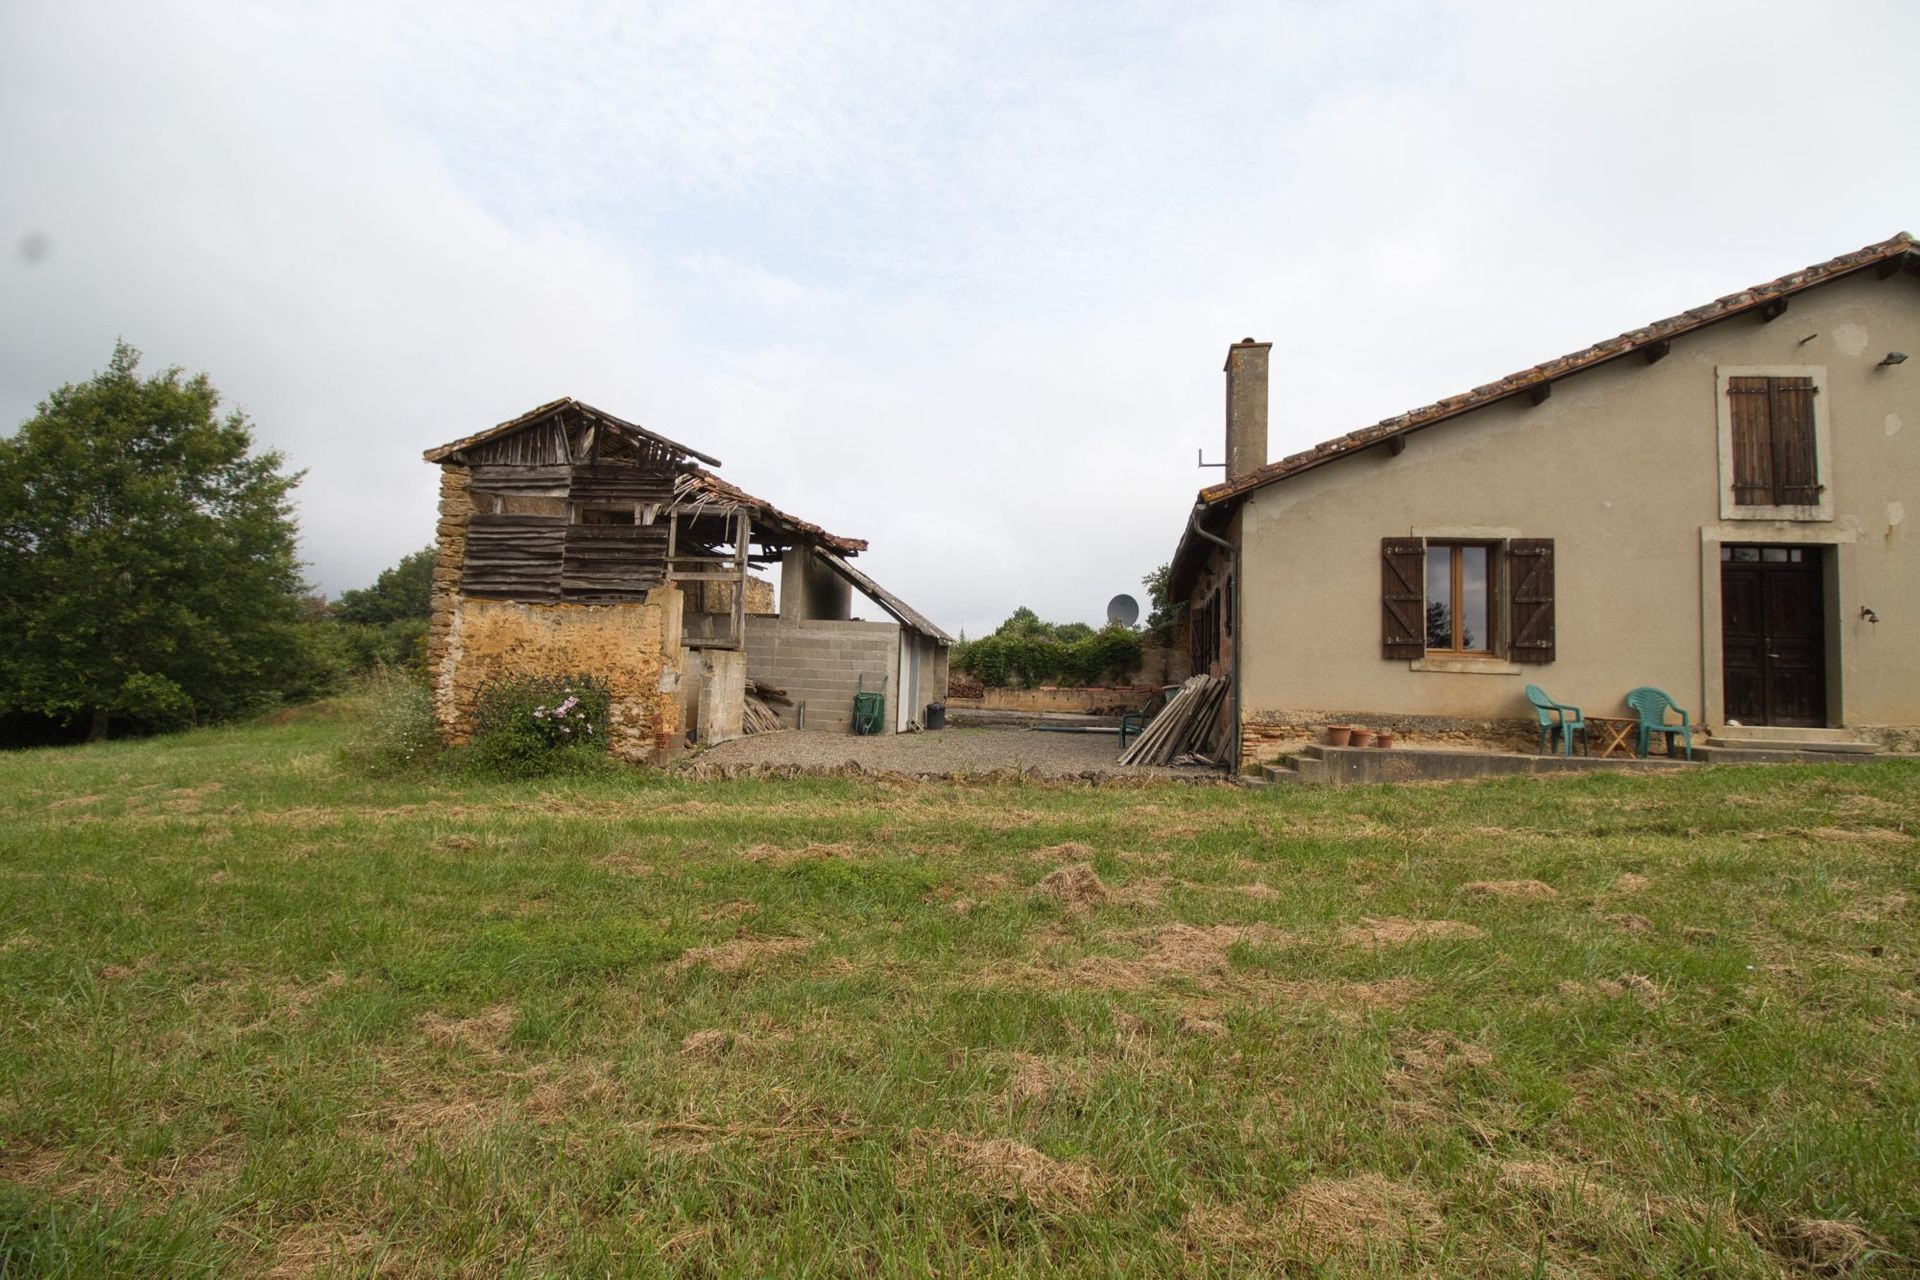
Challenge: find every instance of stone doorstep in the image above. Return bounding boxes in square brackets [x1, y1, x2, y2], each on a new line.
[1705, 737, 1881, 755]
[1264, 743, 1695, 787]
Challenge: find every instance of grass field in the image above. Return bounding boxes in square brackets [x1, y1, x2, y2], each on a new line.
[1, 705, 1916, 1277]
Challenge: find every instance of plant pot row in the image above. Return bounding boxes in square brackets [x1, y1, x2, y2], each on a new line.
[1323, 724, 1396, 749]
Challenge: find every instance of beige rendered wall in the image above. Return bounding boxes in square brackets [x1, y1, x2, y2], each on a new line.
[1237, 269, 1919, 738]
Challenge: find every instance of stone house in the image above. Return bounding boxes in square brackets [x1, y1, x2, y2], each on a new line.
[424, 398, 950, 758]
[1169, 233, 1920, 768]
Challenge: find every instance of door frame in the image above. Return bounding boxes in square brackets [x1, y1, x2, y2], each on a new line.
[1699, 525, 1851, 729]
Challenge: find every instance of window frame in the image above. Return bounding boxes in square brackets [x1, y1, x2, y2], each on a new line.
[1423, 540, 1499, 657]
[1715, 365, 1832, 522]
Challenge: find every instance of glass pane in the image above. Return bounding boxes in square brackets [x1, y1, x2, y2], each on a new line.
[1459, 545, 1489, 650]
[1730, 547, 1760, 562]
[1425, 546, 1453, 648]
[1762, 547, 1788, 563]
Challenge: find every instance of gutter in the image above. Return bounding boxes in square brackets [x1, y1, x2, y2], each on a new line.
[1187, 503, 1241, 776]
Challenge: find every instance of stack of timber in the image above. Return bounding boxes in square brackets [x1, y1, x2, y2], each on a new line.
[1118, 674, 1229, 766]
[743, 679, 791, 735]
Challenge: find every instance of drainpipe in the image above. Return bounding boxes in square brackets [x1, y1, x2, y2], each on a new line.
[1187, 503, 1241, 775]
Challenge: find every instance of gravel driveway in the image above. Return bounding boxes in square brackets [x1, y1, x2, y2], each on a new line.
[684, 725, 1225, 781]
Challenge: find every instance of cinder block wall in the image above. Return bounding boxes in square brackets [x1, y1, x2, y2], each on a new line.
[745, 616, 899, 733]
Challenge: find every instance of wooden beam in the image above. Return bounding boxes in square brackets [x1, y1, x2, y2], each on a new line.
[1760, 298, 1789, 323]
[1386, 435, 1408, 456]
[1528, 382, 1551, 406]
[1643, 339, 1671, 365]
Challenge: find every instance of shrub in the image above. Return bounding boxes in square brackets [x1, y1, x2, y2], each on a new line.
[338, 668, 439, 777]
[461, 673, 614, 780]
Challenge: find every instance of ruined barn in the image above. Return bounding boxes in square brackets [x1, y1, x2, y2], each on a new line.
[423, 399, 950, 758]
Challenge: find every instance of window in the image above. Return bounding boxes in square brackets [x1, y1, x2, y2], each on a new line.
[1423, 543, 1492, 653]
[574, 504, 636, 525]
[1716, 367, 1831, 521]
[1382, 537, 1554, 665]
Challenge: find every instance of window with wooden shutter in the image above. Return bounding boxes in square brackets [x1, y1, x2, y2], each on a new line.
[1728, 375, 1820, 507]
[1381, 538, 1425, 659]
[1506, 538, 1555, 664]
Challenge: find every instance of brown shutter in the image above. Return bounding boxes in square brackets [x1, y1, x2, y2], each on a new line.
[1768, 377, 1819, 505]
[1727, 376, 1773, 506]
[1507, 539, 1555, 664]
[1381, 538, 1425, 659]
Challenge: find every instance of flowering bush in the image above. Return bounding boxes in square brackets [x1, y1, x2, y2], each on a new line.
[466, 673, 614, 779]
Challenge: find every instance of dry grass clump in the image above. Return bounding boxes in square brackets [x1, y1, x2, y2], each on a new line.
[1761, 1215, 1885, 1276]
[1001, 1052, 1081, 1107]
[1558, 974, 1663, 1007]
[1176, 1012, 1228, 1039]
[669, 937, 811, 976]
[1793, 826, 1912, 846]
[1606, 911, 1655, 934]
[1283, 1173, 1442, 1258]
[1071, 922, 1294, 991]
[1615, 872, 1652, 892]
[902, 1131, 1103, 1212]
[738, 841, 856, 866]
[1030, 841, 1093, 863]
[1341, 917, 1486, 949]
[1034, 862, 1109, 907]
[419, 1003, 516, 1056]
[1464, 879, 1558, 899]
[699, 900, 758, 922]
[679, 1029, 754, 1061]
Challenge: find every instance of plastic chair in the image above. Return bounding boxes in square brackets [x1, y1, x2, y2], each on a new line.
[1625, 687, 1693, 760]
[1525, 684, 1586, 756]
[1119, 686, 1179, 747]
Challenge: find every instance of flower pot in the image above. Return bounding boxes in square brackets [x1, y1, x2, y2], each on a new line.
[1347, 727, 1374, 749]
[1375, 730, 1396, 749]
[1324, 724, 1352, 747]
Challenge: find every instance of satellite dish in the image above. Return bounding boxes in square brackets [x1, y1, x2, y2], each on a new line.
[1106, 593, 1140, 627]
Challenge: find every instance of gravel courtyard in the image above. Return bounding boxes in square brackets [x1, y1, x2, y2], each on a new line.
[686, 724, 1224, 780]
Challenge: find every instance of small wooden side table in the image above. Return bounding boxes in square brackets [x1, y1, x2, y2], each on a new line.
[1587, 715, 1638, 759]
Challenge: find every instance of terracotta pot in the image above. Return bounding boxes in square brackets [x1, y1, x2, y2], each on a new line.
[1375, 730, 1396, 749]
[1324, 724, 1352, 747]
[1347, 727, 1374, 749]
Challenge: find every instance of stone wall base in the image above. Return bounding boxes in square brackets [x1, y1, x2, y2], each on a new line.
[1242, 708, 1537, 766]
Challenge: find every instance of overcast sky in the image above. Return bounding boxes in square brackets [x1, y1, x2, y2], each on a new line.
[4, 1, 1917, 636]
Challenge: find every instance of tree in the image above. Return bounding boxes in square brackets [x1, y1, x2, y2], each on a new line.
[334, 546, 435, 624]
[0, 342, 313, 739]
[1142, 562, 1175, 630]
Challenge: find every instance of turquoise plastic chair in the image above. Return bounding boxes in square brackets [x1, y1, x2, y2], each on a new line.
[1525, 684, 1586, 756]
[1119, 686, 1179, 747]
[1625, 687, 1693, 760]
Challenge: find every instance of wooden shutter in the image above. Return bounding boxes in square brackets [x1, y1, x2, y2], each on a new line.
[1768, 377, 1819, 505]
[1727, 376, 1773, 506]
[1381, 538, 1425, 659]
[1507, 539, 1555, 664]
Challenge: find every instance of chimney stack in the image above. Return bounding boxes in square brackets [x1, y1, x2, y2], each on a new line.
[1224, 337, 1271, 482]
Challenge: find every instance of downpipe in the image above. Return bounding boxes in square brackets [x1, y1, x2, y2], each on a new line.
[1187, 504, 1241, 775]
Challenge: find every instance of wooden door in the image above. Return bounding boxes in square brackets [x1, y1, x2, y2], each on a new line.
[1720, 546, 1826, 727]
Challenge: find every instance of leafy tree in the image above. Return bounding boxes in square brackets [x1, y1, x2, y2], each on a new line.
[0, 342, 314, 739]
[334, 546, 435, 624]
[1142, 562, 1175, 630]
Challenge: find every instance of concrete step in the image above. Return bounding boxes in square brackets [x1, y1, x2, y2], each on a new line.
[1713, 724, 1863, 744]
[1696, 745, 1888, 765]
[1705, 736, 1880, 755]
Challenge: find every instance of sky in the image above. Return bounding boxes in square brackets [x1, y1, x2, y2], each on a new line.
[4, 1, 1918, 638]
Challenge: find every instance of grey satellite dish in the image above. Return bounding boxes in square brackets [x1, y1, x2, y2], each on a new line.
[1106, 593, 1140, 627]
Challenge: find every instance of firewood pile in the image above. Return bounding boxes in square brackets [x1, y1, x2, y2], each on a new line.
[743, 679, 790, 735]
[1118, 674, 1229, 766]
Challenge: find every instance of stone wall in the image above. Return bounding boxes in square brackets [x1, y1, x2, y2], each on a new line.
[946, 686, 1154, 715]
[744, 616, 899, 733]
[433, 592, 686, 762]
[698, 575, 775, 617]
[1241, 708, 1538, 767]
[425, 465, 474, 694]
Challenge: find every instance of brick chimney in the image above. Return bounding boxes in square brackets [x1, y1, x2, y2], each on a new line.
[1224, 337, 1271, 481]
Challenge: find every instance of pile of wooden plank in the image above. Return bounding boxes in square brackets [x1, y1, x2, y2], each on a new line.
[743, 679, 790, 735]
[1118, 674, 1229, 766]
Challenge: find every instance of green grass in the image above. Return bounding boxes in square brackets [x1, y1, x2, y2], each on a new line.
[0, 705, 1916, 1276]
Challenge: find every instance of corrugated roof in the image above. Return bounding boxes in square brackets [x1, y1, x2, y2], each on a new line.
[1198, 231, 1917, 506]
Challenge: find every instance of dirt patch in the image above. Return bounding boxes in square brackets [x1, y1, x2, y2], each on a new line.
[1341, 918, 1486, 949]
[670, 937, 811, 976]
[1760, 1216, 1885, 1276]
[419, 1004, 517, 1056]
[1284, 1173, 1441, 1258]
[739, 842, 856, 866]
[680, 1028, 754, 1061]
[904, 1131, 1103, 1212]
[1558, 974, 1662, 1008]
[1464, 879, 1557, 899]
[1035, 863, 1109, 907]
[1615, 873, 1652, 892]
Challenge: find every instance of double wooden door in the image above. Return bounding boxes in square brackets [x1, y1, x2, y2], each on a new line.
[1720, 546, 1826, 727]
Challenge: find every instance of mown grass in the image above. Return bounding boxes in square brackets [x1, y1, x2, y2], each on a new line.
[0, 704, 1915, 1277]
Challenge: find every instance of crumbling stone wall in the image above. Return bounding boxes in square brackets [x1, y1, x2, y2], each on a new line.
[425, 465, 474, 694]
[434, 592, 686, 762]
[1241, 708, 1537, 766]
[698, 575, 775, 617]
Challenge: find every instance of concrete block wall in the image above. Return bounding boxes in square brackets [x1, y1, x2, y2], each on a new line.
[745, 616, 899, 733]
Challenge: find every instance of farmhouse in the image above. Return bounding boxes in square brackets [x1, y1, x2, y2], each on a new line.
[423, 399, 950, 759]
[1170, 233, 1920, 769]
